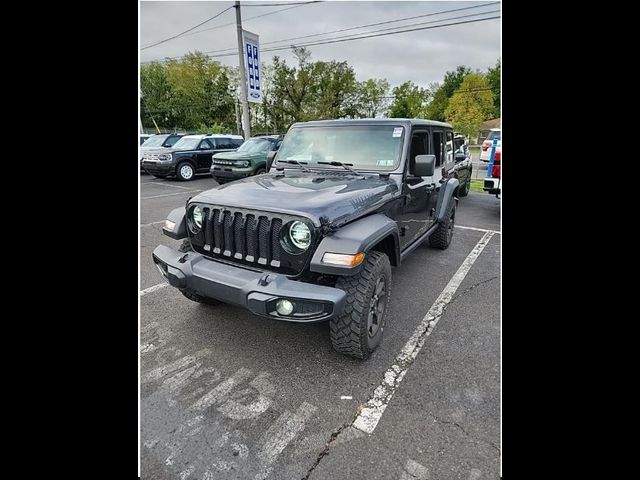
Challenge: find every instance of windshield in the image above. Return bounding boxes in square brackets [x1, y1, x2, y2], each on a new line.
[141, 135, 169, 147]
[486, 130, 501, 141]
[172, 137, 201, 150]
[276, 125, 404, 170]
[164, 135, 181, 147]
[237, 138, 272, 153]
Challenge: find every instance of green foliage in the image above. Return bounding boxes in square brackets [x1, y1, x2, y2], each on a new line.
[140, 51, 235, 132]
[267, 48, 359, 131]
[195, 122, 227, 134]
[356, 79, 390, 118]
[388, 81, 429, 118]
[140, 47, 500, 136]
[486, 59, 501, 118]
[444, 73, 494, 138]
[424, 65, 471, 121]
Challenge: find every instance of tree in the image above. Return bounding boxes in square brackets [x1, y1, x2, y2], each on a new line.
[268, 47, 359, 130]
[162, 52, 235, 131]
[444, 73, 494, 138]
[424, 65, 471, 121]
[388, 81, 428, 118]
[140, 62, 172, 130]
[355, 79, 390, 118]
[486, 59, 501, 118]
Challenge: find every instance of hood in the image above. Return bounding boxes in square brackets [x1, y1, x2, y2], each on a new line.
[191, 170, 399, 227]
[213, 151, 261, 161]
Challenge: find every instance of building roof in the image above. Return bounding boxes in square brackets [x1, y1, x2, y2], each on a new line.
[481, 118, 501, 130]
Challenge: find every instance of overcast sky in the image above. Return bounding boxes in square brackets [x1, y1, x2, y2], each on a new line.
[140, 0, 500, 89]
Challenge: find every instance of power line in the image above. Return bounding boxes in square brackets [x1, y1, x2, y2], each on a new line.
[146, 2, 499, 62]
[205, 15, 501, 58]
[141, 5, 234, 50]
[207, 8, 500, 55]
[243, 1, 323, 6]
[238, 1, 499, 50]
[158, 1, 320, 43]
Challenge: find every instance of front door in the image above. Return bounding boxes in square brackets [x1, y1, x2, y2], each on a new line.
[397, 129, 436, 250]
[195, 139, 215, 171]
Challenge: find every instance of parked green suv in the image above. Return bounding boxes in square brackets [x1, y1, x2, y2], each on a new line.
[210, 135, 283, 183]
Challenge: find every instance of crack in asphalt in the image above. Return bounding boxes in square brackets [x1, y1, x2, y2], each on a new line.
[300, 422, 351, 480]
[428, 411, 501, 454]
[449, 276, 499, 305]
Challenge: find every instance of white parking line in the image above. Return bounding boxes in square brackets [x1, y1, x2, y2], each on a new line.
[142, 190, 202, 200]
[140, 282, 169, 296]
[456, 225, 501, 234]
[352, 231, 495, 434]
[146, 182, 194, 190]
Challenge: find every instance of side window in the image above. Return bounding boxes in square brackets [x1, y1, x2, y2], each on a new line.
[198, 139, 212, 150]
[216, 138, 236, 149]
[409, 131, 428, 175]
[445, 131, 454, 165]
[274, 140, 282, 151]
[432, 132, 444, 167]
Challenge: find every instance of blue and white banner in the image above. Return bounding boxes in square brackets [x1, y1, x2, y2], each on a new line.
[243, 30, 262, 104]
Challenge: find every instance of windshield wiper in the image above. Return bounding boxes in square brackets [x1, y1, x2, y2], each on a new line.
[317, 161, 362, 176]
[277, 159, 311, 172]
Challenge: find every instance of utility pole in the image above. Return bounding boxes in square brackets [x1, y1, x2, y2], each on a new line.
[234, 1, 251, 139]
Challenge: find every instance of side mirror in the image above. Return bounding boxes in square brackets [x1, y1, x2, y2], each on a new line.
[414, 154, 436, 177]
[455, 151, 467, 162]
[266, 151, 277, 171]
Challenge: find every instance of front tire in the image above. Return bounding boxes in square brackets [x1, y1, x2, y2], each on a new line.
[330, 251, 391, 359]
[429, 199, 456, 249]
[176, 162, 195, 181]
[254, 167, 266, 175]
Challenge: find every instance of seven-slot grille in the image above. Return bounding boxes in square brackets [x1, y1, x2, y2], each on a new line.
[188, 205, 310, 275]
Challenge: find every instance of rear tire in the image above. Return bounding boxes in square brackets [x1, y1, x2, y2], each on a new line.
[177, 240, 221, 305]
[429, 199, 456, 249]
[176, 162, 195, 181]
[330, 251, 391, 359]
[458, 178, 470, 197]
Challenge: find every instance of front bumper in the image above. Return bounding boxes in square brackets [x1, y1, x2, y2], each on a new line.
[142, 161, 175, 176]
[210, 165, 254, 179]
[152, 245, 346, 322]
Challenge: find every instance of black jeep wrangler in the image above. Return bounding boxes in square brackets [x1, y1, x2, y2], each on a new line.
[153, 119, 460, 359]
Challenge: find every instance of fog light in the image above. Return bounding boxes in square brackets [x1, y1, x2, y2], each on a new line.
[276, 299, 294, 316]
[164, 220, 176, 232]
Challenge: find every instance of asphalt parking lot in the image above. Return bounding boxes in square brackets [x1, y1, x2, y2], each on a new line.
[140, 174, 501, 480]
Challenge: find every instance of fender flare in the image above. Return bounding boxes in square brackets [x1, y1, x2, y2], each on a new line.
[435, 178, 459, 223]
[310, 213, 400, 275]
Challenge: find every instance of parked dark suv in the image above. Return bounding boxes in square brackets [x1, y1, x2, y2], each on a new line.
[142, 134, 244, 181]
[210, 135, 283, 183]
[153, 119, 461, 359]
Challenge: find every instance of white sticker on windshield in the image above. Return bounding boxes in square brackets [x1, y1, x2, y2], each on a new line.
[376, 159, 394, 166]
[392, 127, 403, 137]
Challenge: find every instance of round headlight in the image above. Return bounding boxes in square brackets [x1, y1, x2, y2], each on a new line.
[289, 221, 311, 250]
[192, 206, 204, 230]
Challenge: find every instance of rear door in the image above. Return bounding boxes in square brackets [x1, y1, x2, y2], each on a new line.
[195, 139, 216, 171]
